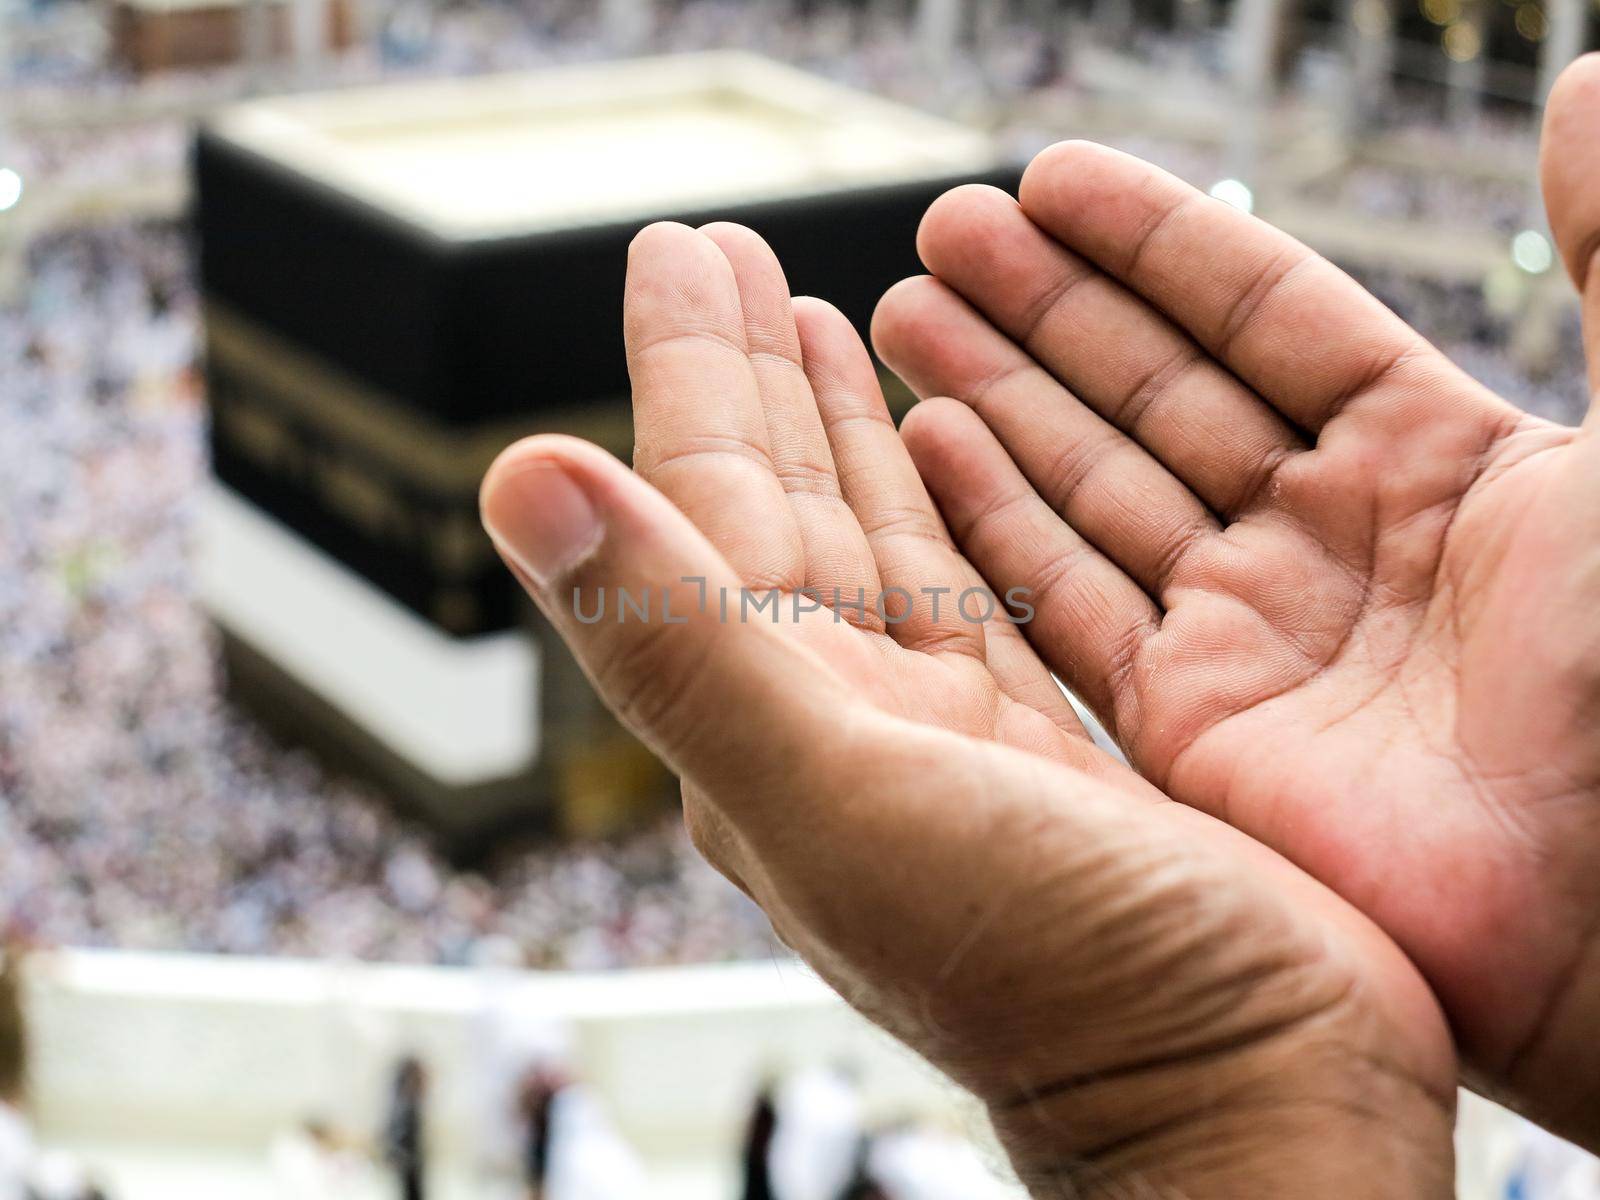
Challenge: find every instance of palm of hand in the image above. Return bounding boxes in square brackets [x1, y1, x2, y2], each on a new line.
[1140, 346, 1599, 1081]
[873, 140, 1600, 1118]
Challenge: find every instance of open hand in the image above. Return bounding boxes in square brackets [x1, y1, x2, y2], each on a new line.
[482, 222, 1455, 1196]
[874, 53, 1600, 1145]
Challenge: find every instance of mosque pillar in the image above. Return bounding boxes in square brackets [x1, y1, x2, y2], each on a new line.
[600, 0, 653, 53]
[1541, 0, 1589, 104]
[1446, 0, 1489, 128]
[916, 0, 965, 71]
[1342, 0, 1395, 135]
[1228, 0, 1296, 184]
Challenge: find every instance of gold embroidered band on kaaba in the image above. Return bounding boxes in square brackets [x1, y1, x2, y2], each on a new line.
[206, 299, 916, 584]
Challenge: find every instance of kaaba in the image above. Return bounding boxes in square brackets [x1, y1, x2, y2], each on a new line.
[194, 52, 1016, 849]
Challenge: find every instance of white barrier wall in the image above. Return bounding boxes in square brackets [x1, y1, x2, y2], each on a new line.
[22, 949, 987, 1166]
[15, 948, 1580, 1199]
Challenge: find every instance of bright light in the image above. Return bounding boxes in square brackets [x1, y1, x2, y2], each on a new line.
[1516, 2, 1548, 41]
[1511, 229, 1555, 275]
[1420, 0, 1460, 25]
[1354, 0, 1390, 35]
[1443, 20, 1482, 61]
[1483, 263, 1528, 317]
[0, 168, 21, 214]
[1209, 178, 1254, 214]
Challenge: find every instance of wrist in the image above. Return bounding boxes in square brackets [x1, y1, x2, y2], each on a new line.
[1498, 925, 1600, 1153]
[987, 1011, 1456, 1199]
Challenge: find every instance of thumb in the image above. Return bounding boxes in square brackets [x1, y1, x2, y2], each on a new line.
[479, 434, 849, 806]
[1541, 52, 1600, 406]
[476, 441, 1061, 1051]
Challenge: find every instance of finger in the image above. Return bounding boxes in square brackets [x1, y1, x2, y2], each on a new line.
[478, 436, 1103, 980]
[481, 435, 846, 816]
[982, 617, 1092, 743]
[794, 296, 985, 660]
[624, 222, 804, 590]
[873, 275, 1217, 606]
[1018, 142, 1476, 435]
[901, 398, 1161, 744]
[1541, 52, 1600, 406]
[915, 184, 1304, 517]
[697, 223, 883, 608]
[693, 239, 1076, 733]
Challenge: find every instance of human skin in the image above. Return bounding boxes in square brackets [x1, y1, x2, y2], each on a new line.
[872, 52, 1600, 1150]
[482, 223, 1456, 1197]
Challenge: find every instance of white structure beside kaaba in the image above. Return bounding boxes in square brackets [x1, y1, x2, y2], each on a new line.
[193, 53, 1015, 851]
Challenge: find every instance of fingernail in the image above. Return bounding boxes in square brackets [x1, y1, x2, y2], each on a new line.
[481, 459, 603, 587]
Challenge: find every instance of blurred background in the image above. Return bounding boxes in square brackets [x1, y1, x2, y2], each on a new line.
[1, 0, 1598, 1197]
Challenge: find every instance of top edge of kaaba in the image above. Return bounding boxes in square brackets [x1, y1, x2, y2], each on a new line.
[193, 53, 1022, 428]
[202, 51, 999, 246]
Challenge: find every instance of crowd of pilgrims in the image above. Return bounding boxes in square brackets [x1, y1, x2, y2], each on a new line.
[0, 1054, 1019, 1199]
[0, 0, 1569, 193]
[0, 0, 1592, 971]
[0, 221, 782, 969]
[353, 1057, 1016, 1200]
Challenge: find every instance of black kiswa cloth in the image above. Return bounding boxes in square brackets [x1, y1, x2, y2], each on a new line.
[196, 126, 1021, 636]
